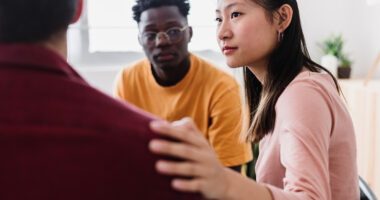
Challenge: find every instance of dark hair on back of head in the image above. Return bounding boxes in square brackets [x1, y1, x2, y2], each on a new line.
[0, 0, 78, 43]
[132, 0, 190, 23]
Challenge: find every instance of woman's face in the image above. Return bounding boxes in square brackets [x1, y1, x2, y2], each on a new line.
[216, 0, 278, 68]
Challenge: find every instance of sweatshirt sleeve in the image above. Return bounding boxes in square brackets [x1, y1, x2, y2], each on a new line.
[267, 80, 334, 200]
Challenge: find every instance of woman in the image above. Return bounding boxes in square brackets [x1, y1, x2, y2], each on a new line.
[148, 0, 359, 199]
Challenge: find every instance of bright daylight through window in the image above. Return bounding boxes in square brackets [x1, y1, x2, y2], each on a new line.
[87, 0, 219, 52]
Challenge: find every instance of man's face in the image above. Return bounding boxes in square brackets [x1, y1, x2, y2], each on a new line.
[138, 6, 192, 71]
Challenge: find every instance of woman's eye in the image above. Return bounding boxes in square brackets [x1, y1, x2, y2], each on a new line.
[231, 12, 241, 19]
[215, 17, 222, 23]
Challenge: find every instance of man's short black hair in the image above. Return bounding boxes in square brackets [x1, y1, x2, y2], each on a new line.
[0, 0, 78, 43]
[132, 0, 190, 23]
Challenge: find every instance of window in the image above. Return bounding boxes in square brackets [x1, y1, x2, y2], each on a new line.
[87, 0, 219, 52]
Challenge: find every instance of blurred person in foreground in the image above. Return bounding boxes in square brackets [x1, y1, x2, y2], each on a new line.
[0, 0, 200, 199]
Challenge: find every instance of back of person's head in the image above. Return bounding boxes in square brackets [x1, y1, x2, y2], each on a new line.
[243, 0, 339, 142]
[0, 0, 80, 43]
[132, 0, 190, 23]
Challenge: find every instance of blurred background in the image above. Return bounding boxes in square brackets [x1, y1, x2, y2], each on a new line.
[67, 0, 380, 93]
[67, 0, 380, 197]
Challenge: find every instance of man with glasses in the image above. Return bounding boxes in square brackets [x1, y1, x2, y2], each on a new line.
[114, 0, 252, 172]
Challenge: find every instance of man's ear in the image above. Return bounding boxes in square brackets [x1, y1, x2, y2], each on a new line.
[188, 26, 193, 42]
[71, 0, 83, 24]
[274, 4, 293, 33]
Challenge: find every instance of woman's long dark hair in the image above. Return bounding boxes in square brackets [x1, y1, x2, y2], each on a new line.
[244, 0, 340, 142]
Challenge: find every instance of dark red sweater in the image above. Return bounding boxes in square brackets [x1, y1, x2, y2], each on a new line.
[0, 44, 200, 200]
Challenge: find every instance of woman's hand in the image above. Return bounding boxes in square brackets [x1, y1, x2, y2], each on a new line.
[148, 118, 230, 199]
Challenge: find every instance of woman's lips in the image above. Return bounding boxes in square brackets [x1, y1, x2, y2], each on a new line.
[222, 46, 238, 55]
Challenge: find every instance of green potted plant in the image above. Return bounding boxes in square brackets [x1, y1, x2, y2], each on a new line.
[321, 35, 343, 57]
[337, 54, 352, 79]
[320, 34, 352, 79]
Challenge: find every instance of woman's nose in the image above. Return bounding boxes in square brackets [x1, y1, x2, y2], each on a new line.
[217, 22, 232, 42]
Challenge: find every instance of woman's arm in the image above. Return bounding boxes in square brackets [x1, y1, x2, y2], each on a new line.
[149, 118, 272, 200]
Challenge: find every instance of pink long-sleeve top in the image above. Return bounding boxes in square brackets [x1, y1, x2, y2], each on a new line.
[255, 71, 359, 200]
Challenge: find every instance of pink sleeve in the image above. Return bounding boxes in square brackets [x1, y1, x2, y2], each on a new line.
[268, 80, 333, 200]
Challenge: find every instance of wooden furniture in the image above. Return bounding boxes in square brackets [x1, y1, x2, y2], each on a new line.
[364, 53, 380, 86]
[339, 79, 380, 198]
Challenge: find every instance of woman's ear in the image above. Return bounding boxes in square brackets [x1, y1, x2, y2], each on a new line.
[71, 0, 83, 24]
[274, 4, 293, 33]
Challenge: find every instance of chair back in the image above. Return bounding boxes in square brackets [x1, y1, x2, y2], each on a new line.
[360, 176, 377, 200]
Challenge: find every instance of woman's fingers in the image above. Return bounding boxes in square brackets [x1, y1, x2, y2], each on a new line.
[172, 118, 199, 133]
[172, 179, 202, 193]
[148, 118, 228, 199]
[155, 160, 206, 177]
[150, 120, 207, 147]
[149, 139, 203, 161]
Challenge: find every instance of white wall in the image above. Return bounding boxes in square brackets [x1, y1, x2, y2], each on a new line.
[69, 1, 380, 94]
[298, 0, 380, 78]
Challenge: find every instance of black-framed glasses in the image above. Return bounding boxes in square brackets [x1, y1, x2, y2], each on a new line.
[140, 26, 189, 45]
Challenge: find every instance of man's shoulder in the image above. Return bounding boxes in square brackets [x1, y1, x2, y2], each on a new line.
[191, 53, 237, 84]
[64, 80, 155, 134]
[1, 65, 156, 139]
[123, 58, 150, 74]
